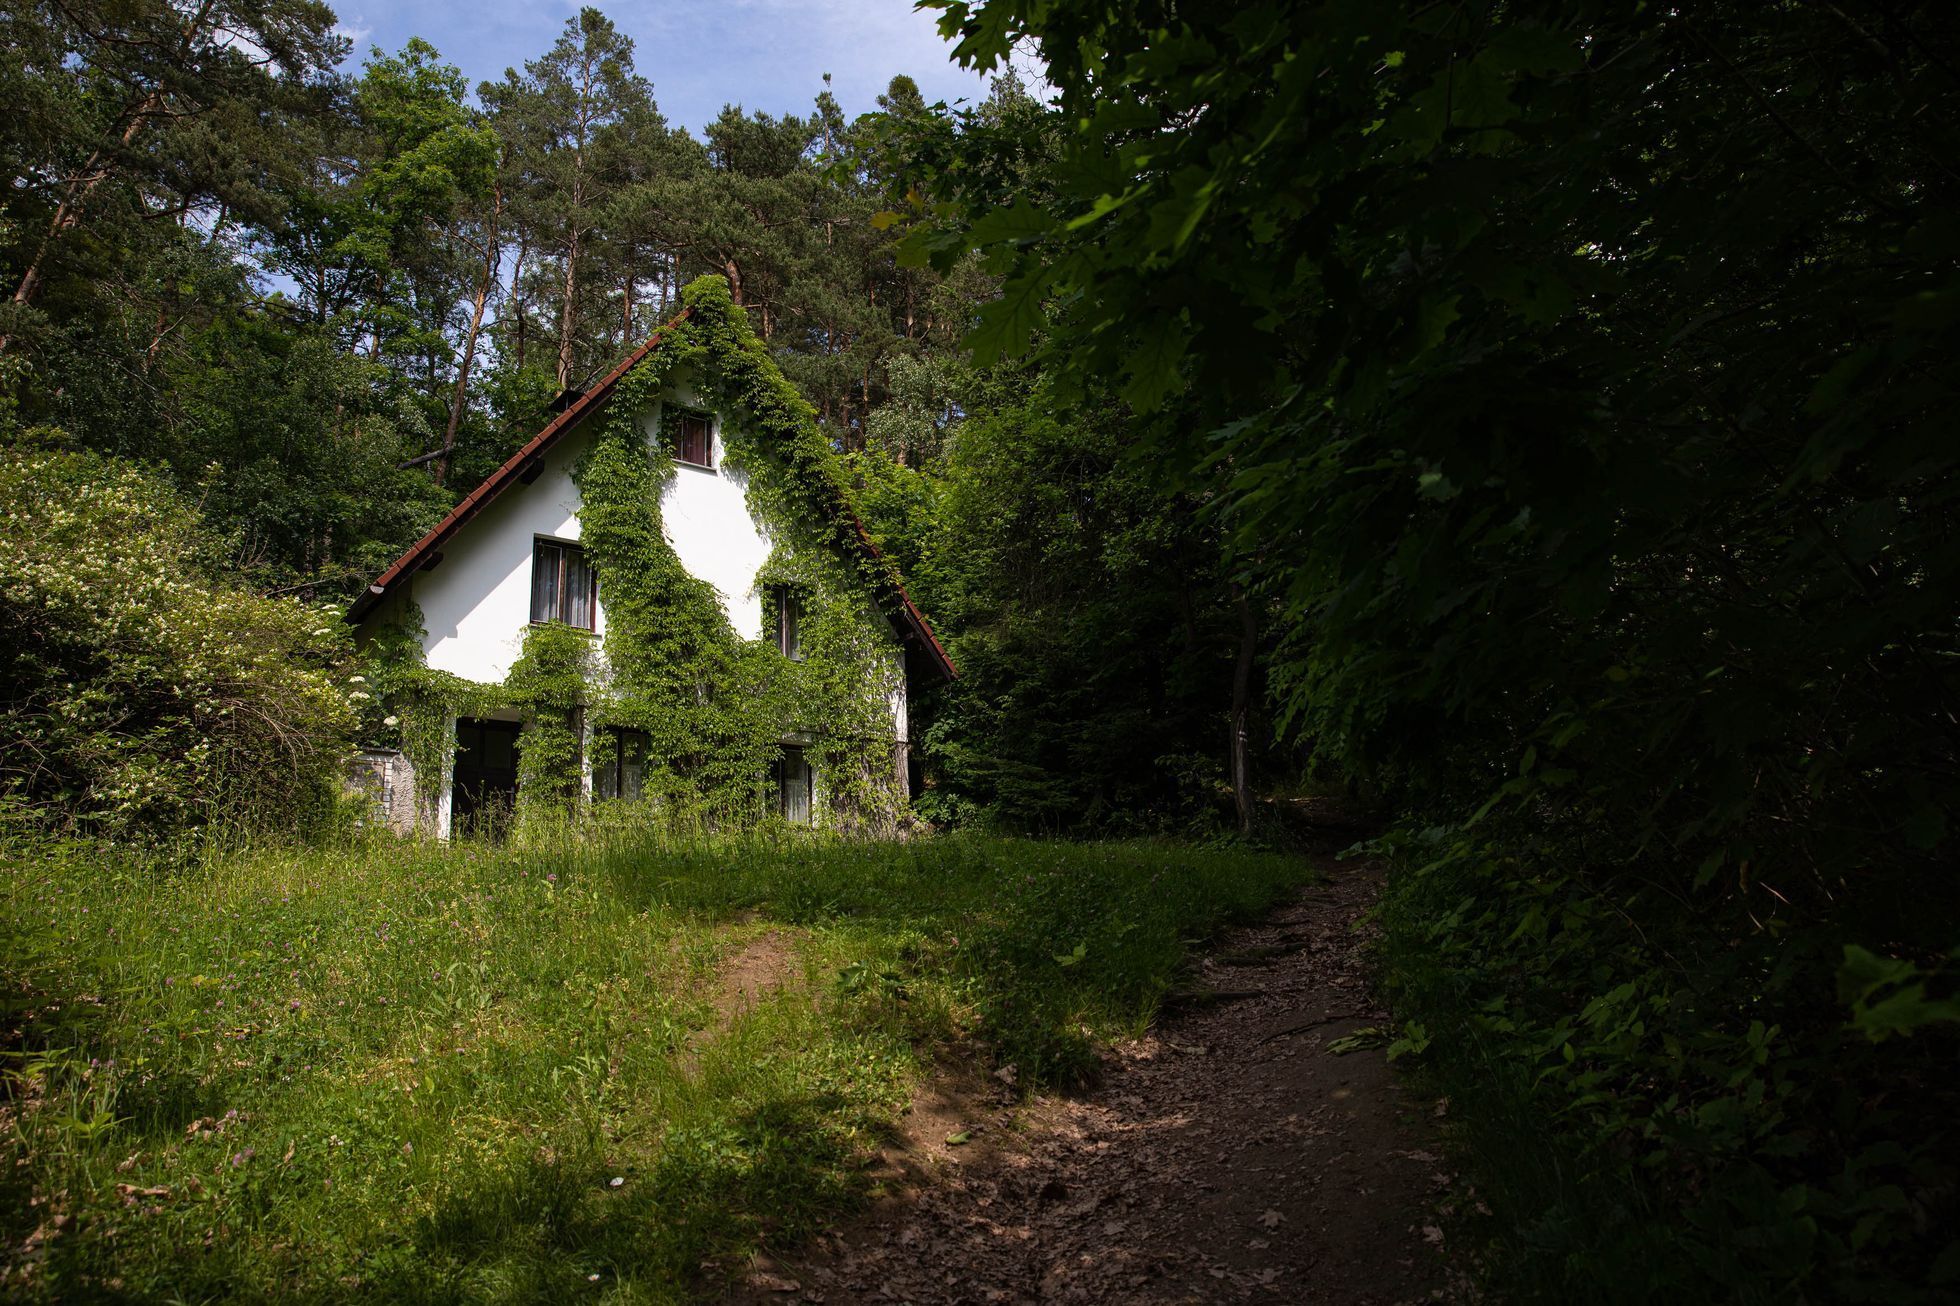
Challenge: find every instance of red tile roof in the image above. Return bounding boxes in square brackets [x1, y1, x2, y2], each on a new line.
[345, 310, 956, 682]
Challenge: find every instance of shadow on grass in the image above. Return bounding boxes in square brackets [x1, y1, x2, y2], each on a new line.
[389, 1094, 867, 1301]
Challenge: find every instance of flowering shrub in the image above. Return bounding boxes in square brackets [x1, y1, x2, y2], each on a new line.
[0, 449, 356, 839]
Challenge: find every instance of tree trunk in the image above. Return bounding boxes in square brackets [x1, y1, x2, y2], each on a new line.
[724, 257, 744, 306]
[440, 187, 503, 488]
[621, 242, 635, 345]
[510, 237, 530, 369]
[1230, 582, 1258, 836]
[557, 226, 581, 390]
[2, 0, 220, 352]
[2, 94, 162, 353]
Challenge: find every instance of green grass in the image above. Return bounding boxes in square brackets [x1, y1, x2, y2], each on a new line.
[0, 831, 1311, 1302]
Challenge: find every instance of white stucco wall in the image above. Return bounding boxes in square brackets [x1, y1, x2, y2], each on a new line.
[649, 403, 774, 640]
[407, 417, 595, 685]
[386, 393, 814, 676]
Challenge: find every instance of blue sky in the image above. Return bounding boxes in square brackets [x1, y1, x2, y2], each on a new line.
[331, 0, 995, 133]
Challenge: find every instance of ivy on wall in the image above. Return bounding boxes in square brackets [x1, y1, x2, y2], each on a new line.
[506, 621, 592, 823]
[360, 606, 508, 823]
[362, 275, 911, 835]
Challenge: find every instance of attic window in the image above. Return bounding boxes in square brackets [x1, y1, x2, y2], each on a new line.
[531, 538, 596, 630]
[672, 411, 713, 470]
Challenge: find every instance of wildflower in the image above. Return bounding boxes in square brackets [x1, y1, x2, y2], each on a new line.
[609, 1176, 624, 1188]
[288, 999, 300, 1010]
[230, 1148, 254, 1167]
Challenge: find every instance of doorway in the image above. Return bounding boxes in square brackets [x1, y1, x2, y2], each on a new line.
[452, 718, 519, 837]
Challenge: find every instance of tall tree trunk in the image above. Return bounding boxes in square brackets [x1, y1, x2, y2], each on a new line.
[510, 237, 530, 370]
[440, 187, 503, 488]
[2, 0, 220, 353]
[724, 257, 744, 306]
[557, 226, 581, 390]
[621, 241, 635, 345]
[1229, 582, 1258, 836]
[2, 96, 160, 353]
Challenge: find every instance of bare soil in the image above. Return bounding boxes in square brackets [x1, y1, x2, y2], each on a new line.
[707, 928, 806, 1028]
[725, 859, 1460, 1304]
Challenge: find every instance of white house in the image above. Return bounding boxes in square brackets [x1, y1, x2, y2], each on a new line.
[345, 303, 955, 837]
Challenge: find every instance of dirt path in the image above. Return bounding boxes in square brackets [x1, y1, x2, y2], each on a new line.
[727, 859, 1458, 1304]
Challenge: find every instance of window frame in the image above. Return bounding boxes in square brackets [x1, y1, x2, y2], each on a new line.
[595, 725, 650, 802]
[772, 585, 805, 662]
[529, 536, 598, 631]
[776, 745, 813, 827]
[670, 409, 714, 471]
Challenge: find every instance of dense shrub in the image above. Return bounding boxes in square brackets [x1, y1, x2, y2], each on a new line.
[0, 448, 356, 839]
[917, 2, 1960, 1295]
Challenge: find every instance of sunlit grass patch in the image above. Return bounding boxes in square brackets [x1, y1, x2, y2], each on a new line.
[0, 832, 1310, 1300]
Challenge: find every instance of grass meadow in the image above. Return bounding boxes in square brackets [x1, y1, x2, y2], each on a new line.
[0, 831, 1311, 1301]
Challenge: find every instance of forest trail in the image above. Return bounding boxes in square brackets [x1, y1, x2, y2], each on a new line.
[726, 859, 1459, 1304]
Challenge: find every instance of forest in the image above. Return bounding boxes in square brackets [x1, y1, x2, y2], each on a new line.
[1, 1, 1956, 1302]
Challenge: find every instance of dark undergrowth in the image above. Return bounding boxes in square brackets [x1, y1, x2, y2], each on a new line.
[1376, 834, 1958, 1305]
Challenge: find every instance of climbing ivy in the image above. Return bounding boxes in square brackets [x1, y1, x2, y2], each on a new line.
[362, 275, 913, 835]
[505, 621, 593, 823]
[574, 274, 910, 832]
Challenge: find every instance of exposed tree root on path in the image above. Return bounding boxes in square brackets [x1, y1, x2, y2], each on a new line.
[724, 859, 1463, 1304]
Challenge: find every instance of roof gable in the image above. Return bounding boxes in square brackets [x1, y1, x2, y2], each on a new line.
[346, 302, 955, 682]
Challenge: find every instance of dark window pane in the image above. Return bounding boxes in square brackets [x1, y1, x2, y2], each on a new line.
[565, 548, 592, 629]
[780, 747, 812, 826]
[774, 587, 804, 661]
[532, 539, 595, 629]
[597, 728, 649, 802]
[531, 541, 559, 624]
[620, 728, 647, 800]
[675, 414, 712, 468]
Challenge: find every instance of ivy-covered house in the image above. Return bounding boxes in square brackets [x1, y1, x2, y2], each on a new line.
[345, 277, 955, 837]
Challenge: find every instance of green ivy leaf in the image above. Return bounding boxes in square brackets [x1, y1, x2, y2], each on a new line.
[967, 264, 1055, 366]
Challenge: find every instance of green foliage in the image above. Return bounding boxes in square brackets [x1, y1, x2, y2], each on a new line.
[567, 274, 912, 832]
[922, 0, 1960, 1295]
[0, 832, 1310, 1298]
[1379, 838, 1960, 1304]
[507, 622, 596, 822]
[0, 450, 356, 839]
[878, 373, 1258, 832]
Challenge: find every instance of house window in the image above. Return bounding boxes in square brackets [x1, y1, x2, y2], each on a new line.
[595, 726, 649, 801]
[777, 746, 813, 826]
[531, 538, 596, 629]
[672, 411, 713, 469]
[772, 586, 804, 661]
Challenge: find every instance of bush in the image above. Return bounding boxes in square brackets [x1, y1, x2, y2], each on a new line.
[0, 448, 356, 839]
[1377, 831, 1959, 1304]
